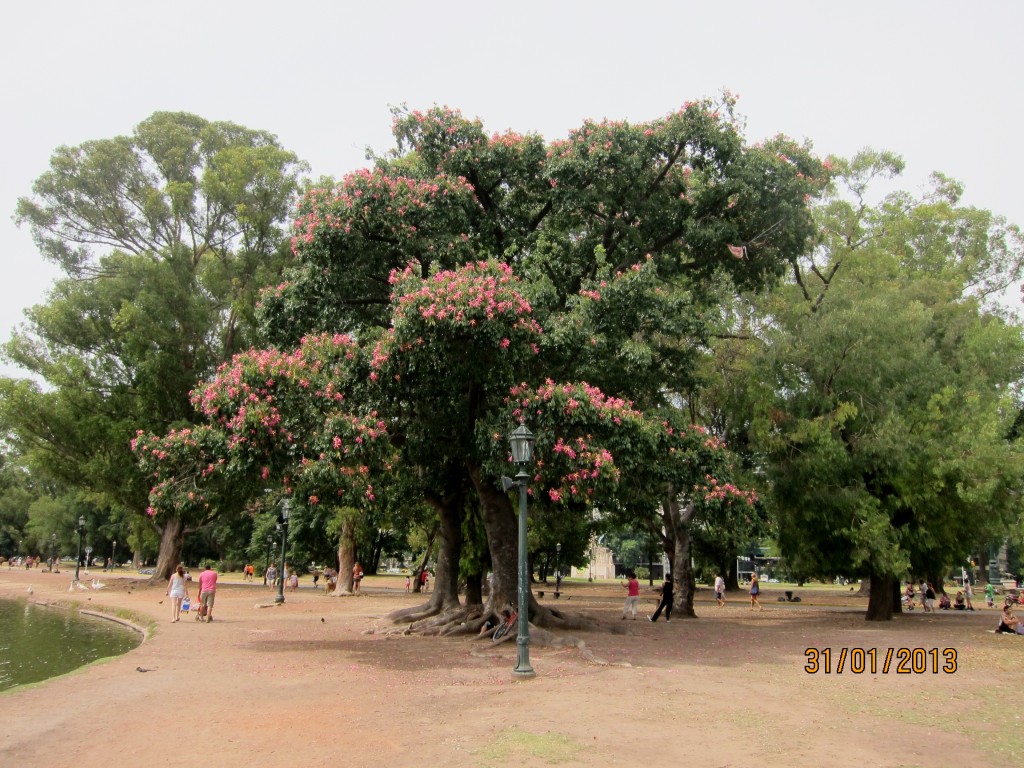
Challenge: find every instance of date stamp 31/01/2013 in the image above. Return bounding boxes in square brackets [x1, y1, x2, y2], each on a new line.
[804, 647, 957, 674]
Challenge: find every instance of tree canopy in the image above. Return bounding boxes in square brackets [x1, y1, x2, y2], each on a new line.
[3, 112, 306, 576]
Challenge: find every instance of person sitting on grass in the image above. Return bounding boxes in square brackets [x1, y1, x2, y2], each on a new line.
[938, 592, 951, 610]
[996, 604, 1020, 634]
[953, 591, 966, 610]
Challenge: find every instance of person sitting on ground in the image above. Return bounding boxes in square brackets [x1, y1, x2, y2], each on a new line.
[953, 591, 966, 610]
[938, 592, 951, 610]
[903, 582, 916, 610]
[996, 604, 1019, 634]
[478, 609, 512, 636]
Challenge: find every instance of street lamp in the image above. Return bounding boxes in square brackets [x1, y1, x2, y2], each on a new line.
[275, 499, 292, 604]
[74, 516, 85, 581]
[508, 424, 535, 680]
[50, 533, 57, 572]
[264, 535, 274, 586]
[555, 542, 562, 599]
[111, 540, 117, 571]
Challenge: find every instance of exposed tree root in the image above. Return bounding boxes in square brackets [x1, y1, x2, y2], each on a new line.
[376, 602, 487, 636]
[383, 599, 617, 639]
[468, 626, 631, 667]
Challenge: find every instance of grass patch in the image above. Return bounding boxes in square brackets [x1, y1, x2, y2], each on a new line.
[475, 727, 582, 765]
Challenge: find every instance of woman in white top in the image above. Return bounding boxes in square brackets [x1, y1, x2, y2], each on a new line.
[166, 564, 189, 622]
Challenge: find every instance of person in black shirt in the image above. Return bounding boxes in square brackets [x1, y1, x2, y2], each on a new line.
[649, 574, 674, 623]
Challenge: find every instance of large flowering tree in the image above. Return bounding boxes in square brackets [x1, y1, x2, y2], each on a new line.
[163, 101, 822, 625]
[133, 333, 393, 578]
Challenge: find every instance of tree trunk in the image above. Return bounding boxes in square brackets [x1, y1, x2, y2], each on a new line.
[891, 579, 903, 615]
[664, 493, 698, 618]
[429, 491, 464, 612]
[471, 466, 520, 612]
[152, 515, 184, 582]
[464, 572, 483, 605]
[330, 517, 356, 596]
[725, 552, 740, 592]
[865, 573, 895, 621]
[411, 528, 436, 598]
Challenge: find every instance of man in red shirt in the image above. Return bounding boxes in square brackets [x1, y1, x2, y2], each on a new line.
[197, 564, 218, 622]
[621, 571, 640, 620]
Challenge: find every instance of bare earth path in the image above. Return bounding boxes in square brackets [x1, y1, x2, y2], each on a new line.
[1, 569, 1020, 767]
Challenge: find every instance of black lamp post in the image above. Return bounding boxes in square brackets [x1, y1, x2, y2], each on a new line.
[555, 542, 562, 599]
[50, 533, 57, 572]
[275, 499, 291, 604]
[508, 424, 535, 680]
[264, 535, 274, 586]
[74, 516, 85, 581]
[111, 540, 117, 571]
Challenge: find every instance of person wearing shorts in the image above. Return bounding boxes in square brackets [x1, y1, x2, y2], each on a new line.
[198, 564, 218, 622]
[714, 574, 725, 607]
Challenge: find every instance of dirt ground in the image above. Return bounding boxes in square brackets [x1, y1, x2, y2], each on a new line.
[1, 568, 1020, 768]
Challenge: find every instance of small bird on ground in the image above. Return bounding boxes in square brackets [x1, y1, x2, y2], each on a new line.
[136, 666, 154, 673]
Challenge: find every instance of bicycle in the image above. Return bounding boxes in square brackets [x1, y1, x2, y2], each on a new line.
[491, 607, 518, 642]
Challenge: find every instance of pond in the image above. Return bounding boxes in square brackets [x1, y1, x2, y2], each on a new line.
[0, 598, 142, 692]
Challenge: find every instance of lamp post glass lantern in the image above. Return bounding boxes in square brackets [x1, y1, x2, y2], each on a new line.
[275, 500, 291, 604]
[509, 424, 535, 465]
[74, 516, 85, 581]
[509, 424, 535, 679]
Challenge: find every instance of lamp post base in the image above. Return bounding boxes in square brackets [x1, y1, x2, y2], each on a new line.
[511, 665, 536, 680]
[274, 594, 285, 604]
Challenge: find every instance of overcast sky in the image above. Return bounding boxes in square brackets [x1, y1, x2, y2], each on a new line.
[2, 1, 1021, 376]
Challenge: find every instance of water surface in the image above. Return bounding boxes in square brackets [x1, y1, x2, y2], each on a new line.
[0, 598, 141, 691]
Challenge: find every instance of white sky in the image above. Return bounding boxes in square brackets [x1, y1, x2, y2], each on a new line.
[2, 0, 1022, 377]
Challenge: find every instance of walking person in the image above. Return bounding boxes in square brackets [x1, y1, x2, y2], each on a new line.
[904, 581, 916, 611]
[197, 563, 218, 622]
[649, 573, 673, 622]
[622, 571, 640, 620]
[924, 582, 937, 613]
[265, 562, 277, 589]
[352, 562, 364, 594]
[714, 574, 726, 607]
[166, 564, 189, 622]
[964, 581, 974, 611]
[749, 572, 764, 611]
[985, 581, 995, 608]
